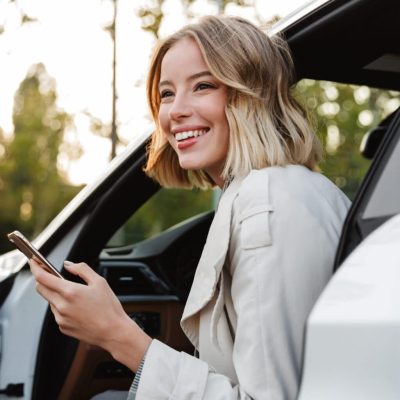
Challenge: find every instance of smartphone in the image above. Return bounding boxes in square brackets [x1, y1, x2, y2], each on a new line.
[7, 230, 64, 279]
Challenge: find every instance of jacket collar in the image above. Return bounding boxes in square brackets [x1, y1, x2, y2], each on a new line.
[181, 176, 243, 346]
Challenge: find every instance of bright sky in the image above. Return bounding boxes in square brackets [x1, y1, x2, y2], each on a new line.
[0, 0, 305, 185]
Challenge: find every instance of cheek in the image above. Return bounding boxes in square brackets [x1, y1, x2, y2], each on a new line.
[158, 106, 168, 133]
[158, 107, 174, 145]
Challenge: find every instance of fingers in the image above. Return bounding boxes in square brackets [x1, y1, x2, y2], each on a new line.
[29, 258, 100, 288]
[36, 281, 64, 306]
[29, 259, 64, 292]
[49, 299, 75, 337]
[29, 259, 83, 301]
[36, 279, 82, 324]
[30, 259, 108, 343]
[63, 261, 100, 285]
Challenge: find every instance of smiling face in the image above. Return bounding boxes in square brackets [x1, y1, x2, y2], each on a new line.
[158, 37, 230, 188]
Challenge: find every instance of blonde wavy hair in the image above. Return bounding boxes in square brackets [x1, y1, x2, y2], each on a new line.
[144, 15, 322, 189]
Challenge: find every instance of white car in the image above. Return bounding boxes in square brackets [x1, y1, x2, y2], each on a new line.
[1, 0, 400, 398]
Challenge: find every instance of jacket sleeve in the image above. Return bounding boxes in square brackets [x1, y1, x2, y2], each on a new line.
[135, 171, 347, 399]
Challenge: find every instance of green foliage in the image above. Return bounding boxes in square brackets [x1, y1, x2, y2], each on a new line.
[295, 80, 400, 199]
[0, 64, 82, 253]
[136, 0, 165, 38]
[108, 187, 214, 246]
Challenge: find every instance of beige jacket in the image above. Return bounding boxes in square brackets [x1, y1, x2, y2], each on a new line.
[136, 166, 350, 399]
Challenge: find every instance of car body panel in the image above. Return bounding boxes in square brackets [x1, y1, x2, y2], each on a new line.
[268, 0, 333, 35]
[0, 217, 87, 397]
[299, 214, 400, 400]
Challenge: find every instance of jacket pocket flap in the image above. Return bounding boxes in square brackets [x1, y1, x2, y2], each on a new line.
[240, 205, 273, 249]
[239, 204, 274, 222]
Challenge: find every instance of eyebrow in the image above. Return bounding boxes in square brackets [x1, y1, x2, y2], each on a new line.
[159, 70, 212, 88]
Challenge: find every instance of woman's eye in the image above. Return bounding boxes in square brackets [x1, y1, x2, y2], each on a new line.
[195, 82, 215, 91]
[160, 90, 174, 99]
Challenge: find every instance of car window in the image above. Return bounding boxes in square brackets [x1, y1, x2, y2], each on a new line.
[328, 95, 400, 269]
[106, 187, 215, 247]
[295, 79, 400, 200]
[362, 112, 400, 219]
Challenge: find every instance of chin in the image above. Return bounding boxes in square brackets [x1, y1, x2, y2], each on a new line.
[178, 160, 204, 171]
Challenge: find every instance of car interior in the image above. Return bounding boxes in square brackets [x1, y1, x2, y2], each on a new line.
[26, 0, 400, 398]
[30, 143, 213, 398]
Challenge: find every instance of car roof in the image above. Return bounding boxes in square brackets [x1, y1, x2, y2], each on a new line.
[277, 0, 400, 91]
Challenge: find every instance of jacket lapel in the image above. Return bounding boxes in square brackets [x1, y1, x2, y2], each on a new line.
[181, 176, 243, 347]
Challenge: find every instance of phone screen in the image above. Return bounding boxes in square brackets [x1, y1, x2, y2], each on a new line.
[7, 231, 64, 279]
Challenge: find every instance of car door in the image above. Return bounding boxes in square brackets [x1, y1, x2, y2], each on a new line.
[299, 108, 400, 400]
[334, 107, 400, 268]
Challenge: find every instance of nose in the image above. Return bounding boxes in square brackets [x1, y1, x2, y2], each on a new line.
[168, 92, 192, 121]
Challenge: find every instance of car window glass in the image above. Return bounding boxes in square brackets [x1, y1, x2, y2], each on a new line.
[295, 79, 400, 200]
[362, 114, 400, 219]
[106, 187, 215, 247]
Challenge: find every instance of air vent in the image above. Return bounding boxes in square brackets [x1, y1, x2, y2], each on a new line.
[99, 261, 170, 296]
[102, 246, 135, 256]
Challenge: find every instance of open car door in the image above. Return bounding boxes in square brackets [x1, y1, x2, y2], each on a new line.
[299, 108, 400, 399]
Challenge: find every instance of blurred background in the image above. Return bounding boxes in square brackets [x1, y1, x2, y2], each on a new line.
[1, 0, 399, 253]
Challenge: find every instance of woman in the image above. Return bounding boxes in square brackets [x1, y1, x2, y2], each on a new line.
[30, 15, 350, 399]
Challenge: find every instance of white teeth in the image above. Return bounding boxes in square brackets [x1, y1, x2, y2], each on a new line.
[175, 129, 207, 141]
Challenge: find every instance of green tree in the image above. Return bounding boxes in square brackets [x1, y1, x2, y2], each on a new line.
[295, 80, 400, 199]
[0, 64, 82, 253]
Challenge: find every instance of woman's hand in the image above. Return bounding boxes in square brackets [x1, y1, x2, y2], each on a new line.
[29, 259, 151, 372]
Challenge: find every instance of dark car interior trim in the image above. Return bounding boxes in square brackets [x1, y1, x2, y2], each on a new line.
[334, 108, 400, 269]
[288, 0, 400, 90]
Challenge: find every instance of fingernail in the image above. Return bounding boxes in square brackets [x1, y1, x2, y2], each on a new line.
[64, 260, 74, 266]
